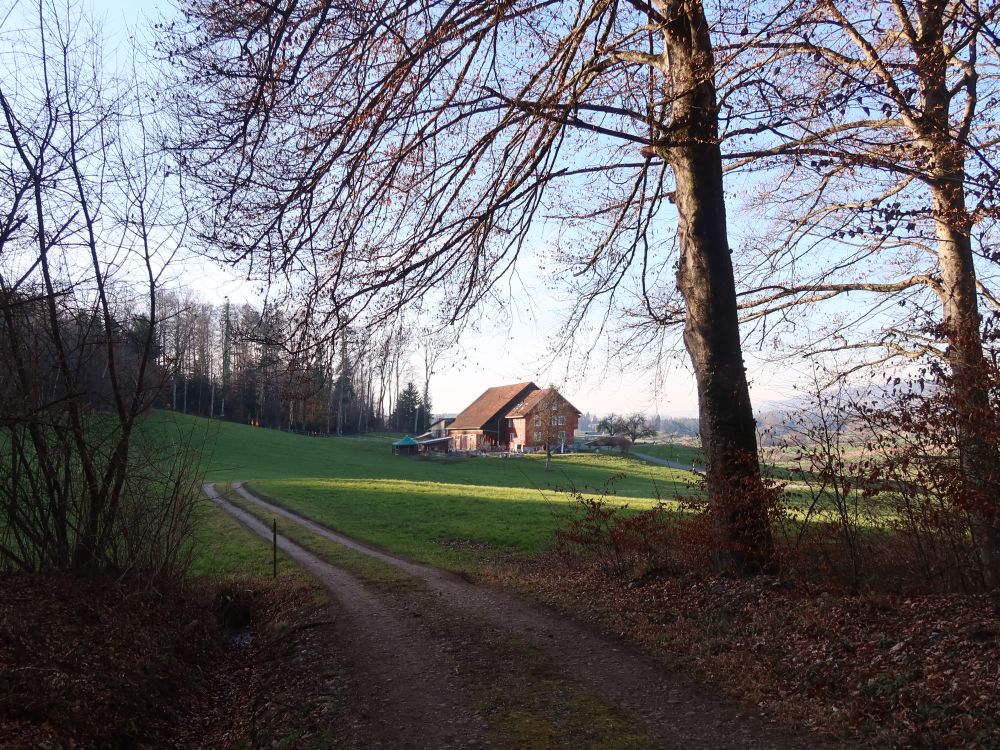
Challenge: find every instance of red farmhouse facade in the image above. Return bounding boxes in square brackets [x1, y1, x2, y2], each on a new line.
[505, 388, 580, 452]
[447, 382, 580, 452]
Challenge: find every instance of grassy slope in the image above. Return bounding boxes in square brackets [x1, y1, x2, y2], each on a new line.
[152, 411, 698, 570]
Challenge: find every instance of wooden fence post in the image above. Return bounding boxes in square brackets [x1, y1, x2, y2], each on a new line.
[272, 518, 277, 578]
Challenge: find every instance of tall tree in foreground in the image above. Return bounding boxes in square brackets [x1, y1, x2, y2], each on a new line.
[734, 0, 1000, 584]
[170, 0, 775, 572]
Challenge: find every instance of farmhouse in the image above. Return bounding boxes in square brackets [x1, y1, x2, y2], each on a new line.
[505, 388, 581, 453]
[448, 381, 539, 451]
[447, 382, 581, 452]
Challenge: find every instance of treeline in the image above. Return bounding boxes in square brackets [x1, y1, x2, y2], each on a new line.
[1, 291, 164, 420]
[154, 291, 433, 435]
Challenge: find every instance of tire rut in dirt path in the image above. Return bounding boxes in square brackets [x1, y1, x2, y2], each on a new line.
[202, 483, 489, 749]
[231, 482, 855, 749]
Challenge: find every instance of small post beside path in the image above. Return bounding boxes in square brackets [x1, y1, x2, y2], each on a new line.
[272, 518, 277, 578]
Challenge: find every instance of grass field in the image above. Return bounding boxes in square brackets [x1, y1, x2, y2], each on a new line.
[161, 412, 880, 573]
[631, 442, 703, 467]
[221, 488, 421, 590]
[635, 441, 832, 487]
[151, 412, 700, 571]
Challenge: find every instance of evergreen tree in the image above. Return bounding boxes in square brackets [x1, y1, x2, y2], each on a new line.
[333, 347, 355, 435]
[418, 392, 432, 433]
[394, 382, 421, 433]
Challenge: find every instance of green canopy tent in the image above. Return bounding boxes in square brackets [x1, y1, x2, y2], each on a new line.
[392, 435, 419, 456]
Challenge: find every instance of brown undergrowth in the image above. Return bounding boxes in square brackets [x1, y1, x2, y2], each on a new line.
[0, 572, 346, 749]
[487, 556, 1000, 748]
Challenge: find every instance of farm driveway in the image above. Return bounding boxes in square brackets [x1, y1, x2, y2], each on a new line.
[205, 482, 851, 749]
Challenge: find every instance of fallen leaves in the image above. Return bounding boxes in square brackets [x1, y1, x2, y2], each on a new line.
[488, 557, 1000, 748]
[0, 572, 338, 749]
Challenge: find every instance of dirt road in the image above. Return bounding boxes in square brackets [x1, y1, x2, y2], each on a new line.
[204, 482, 852, 749]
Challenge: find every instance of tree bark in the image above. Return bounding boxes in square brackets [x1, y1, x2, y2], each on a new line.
[916, 13, 1000, 586]
[928, 142, 1000, 587]
[659, 0, 774, 574]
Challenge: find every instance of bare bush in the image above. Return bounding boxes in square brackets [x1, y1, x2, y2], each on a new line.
[774, 362, 1000, 593]
[0, 4, 196, 583]
[556, 496, 679, 580]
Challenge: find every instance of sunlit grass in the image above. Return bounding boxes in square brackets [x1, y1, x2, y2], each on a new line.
[221, 486, 420, 589]
[152, 412, 895, 574]
[248, 476, 684, 570]
[187, 496, 299, 579]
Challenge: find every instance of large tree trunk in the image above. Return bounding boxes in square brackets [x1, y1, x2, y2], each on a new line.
[916, 13, 1000, 586]
[659, 0, 774, 574]
[928, 141, 1000, 587]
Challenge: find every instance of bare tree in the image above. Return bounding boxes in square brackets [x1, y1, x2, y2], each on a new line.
[623, 413, 657, 442]
[0, 2, 197, 578]
[727, 0, 1000, 584]
[169, 0, 778, 573]
[420, 322, 456, 424]
[529, 387, 576, 471]
[598, 414, 626, 436]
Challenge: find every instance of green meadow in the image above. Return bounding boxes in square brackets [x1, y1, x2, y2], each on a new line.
[162, 412, 876, 575]
[151, 412, 699, 571]
[631, 442, 704, 467]
[188, 496, 299, 579]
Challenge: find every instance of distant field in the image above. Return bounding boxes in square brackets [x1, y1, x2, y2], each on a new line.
[150, 412, 700, 570]
[632, 442, 703, 467]
[636, 441, 821, 484]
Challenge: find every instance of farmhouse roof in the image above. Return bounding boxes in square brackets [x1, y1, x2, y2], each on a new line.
[449, 382, 538, 430]
[505, 388, 582, 418]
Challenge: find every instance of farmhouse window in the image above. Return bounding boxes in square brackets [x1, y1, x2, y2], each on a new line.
[551, 417, 558, 427]
[534, 416, 541, 427]
[558, 431, 566, 441]
[558, 416, 566, 426]
[533, 431, 542, 441]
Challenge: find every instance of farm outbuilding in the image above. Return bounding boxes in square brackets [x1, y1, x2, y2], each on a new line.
[417, 436, 452, 454]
